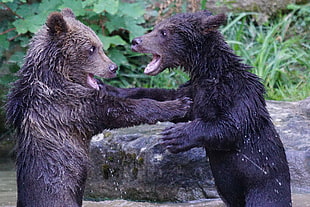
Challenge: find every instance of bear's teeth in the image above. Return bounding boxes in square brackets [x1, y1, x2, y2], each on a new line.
[145, 54, 161, 75]
[87, 74, 99, 90]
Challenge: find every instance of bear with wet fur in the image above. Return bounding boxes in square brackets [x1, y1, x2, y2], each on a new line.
[5, 8, 191, 207]
[131, 11, 291, 206]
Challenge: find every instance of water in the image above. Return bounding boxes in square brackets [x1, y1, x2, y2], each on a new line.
[1, 159, 309, 207]
[0, 160, 16, 207]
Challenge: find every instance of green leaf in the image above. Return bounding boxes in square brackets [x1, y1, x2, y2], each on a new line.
[124, 18, 147, 41]
[15, 3, 40, 18]
[103, 0, 119, 15]
[108, 48, 128, 66]
[105, 14, 125, 32]
[99, 35, 127, 50]
[0, 34, 10, 51]
[118, 2, 145, 18]
[27, 15, 46, 33]
[8, 51, 25, 67]
[89, 24, 101, 34]
[82, 0, 96, 8]
[12, 19, 28, 34]
[13, 15, 45, 34]
[0, 74, 17, 86]
[105, 14, 146, 40]
[60, 0, 85, 16]
[93, 0, 119, 15]
[18, 36, 30, 48]
[38, 0, 62, 13]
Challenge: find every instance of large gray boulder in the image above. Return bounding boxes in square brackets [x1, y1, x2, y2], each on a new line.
[85, 122, 217, 202]
[85, 97, 310, 201]
[268, 97, 310, 193]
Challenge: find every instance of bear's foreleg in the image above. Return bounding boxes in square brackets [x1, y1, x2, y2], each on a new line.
[161, 118, 239, 153]
[98, 95, 192, 129]
[98, 80, 192, 101]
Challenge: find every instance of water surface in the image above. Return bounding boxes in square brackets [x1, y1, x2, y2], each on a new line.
[1, 159, 309, 207]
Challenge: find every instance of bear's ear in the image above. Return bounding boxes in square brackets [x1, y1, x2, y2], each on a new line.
[61, 8, 76, 19]
[201, 13, 227, 34]
[46, 12, 68, 37]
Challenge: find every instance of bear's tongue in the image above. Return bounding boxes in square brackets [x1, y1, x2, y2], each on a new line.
[87, 74, 99, 90]
[144, 54, 161, 75]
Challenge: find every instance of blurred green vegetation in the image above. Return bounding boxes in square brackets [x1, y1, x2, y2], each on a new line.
[223, 4, 310, 101]
[0, 1, 309, 127]
[0, 0, 149, 98]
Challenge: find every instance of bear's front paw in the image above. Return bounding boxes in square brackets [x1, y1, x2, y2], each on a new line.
[178, 97, 192, 110]
[167, 97, 192, 118]
[161, 123, 197, 153]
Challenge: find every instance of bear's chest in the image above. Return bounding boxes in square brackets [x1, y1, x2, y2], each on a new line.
[190, 78, 233, 120]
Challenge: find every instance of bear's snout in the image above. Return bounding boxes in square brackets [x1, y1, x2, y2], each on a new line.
[109, 63, 118, 73]
[132, 37, 142, 46]
[131, 37, 143, 52]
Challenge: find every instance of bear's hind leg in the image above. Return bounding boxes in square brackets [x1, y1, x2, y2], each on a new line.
[245, 179, 292, 207]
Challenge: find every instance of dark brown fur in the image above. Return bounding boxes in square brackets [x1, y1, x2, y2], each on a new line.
[130, 10, 291, 207]
[5, 8, 190, 207]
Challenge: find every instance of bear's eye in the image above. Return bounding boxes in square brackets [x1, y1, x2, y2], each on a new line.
[160, 30, 167, 37]
[89, 46, 96, 55]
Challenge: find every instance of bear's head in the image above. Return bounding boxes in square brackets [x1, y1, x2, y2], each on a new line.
[44, 8, 117, 90]
[131, 10, 226, 75]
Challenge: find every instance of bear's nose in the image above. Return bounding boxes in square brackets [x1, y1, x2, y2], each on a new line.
[109, 64, 118, 73]
[132, 37, 142, 46]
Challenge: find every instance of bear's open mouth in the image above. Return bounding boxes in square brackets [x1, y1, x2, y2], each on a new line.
[87, 73, 99, 90]
[144, 54, 162, 76]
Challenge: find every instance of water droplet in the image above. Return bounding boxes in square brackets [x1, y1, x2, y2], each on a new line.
[274, 189, 279, 194]
[154, 154, 163, 161]
[141, 147, 147, 152]
[265, 157, 269, 160]
[241, 158, 245, 161]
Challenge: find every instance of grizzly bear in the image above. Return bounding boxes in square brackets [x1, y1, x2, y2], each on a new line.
[131, 11, 292, 206]
[5, 8, 191, 207]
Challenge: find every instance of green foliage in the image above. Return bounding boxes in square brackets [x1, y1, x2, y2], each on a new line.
[0, 1, 309, 103]
[222, 4, 310, 101]
[0, 0, 148, 97]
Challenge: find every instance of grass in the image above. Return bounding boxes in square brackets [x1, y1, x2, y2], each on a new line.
[222, 4, 310, 101]
[111, 4, 309, 101]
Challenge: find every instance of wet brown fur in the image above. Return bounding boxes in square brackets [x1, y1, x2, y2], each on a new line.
[5, 8, 191, 207]
[130, 11, 291, 207]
